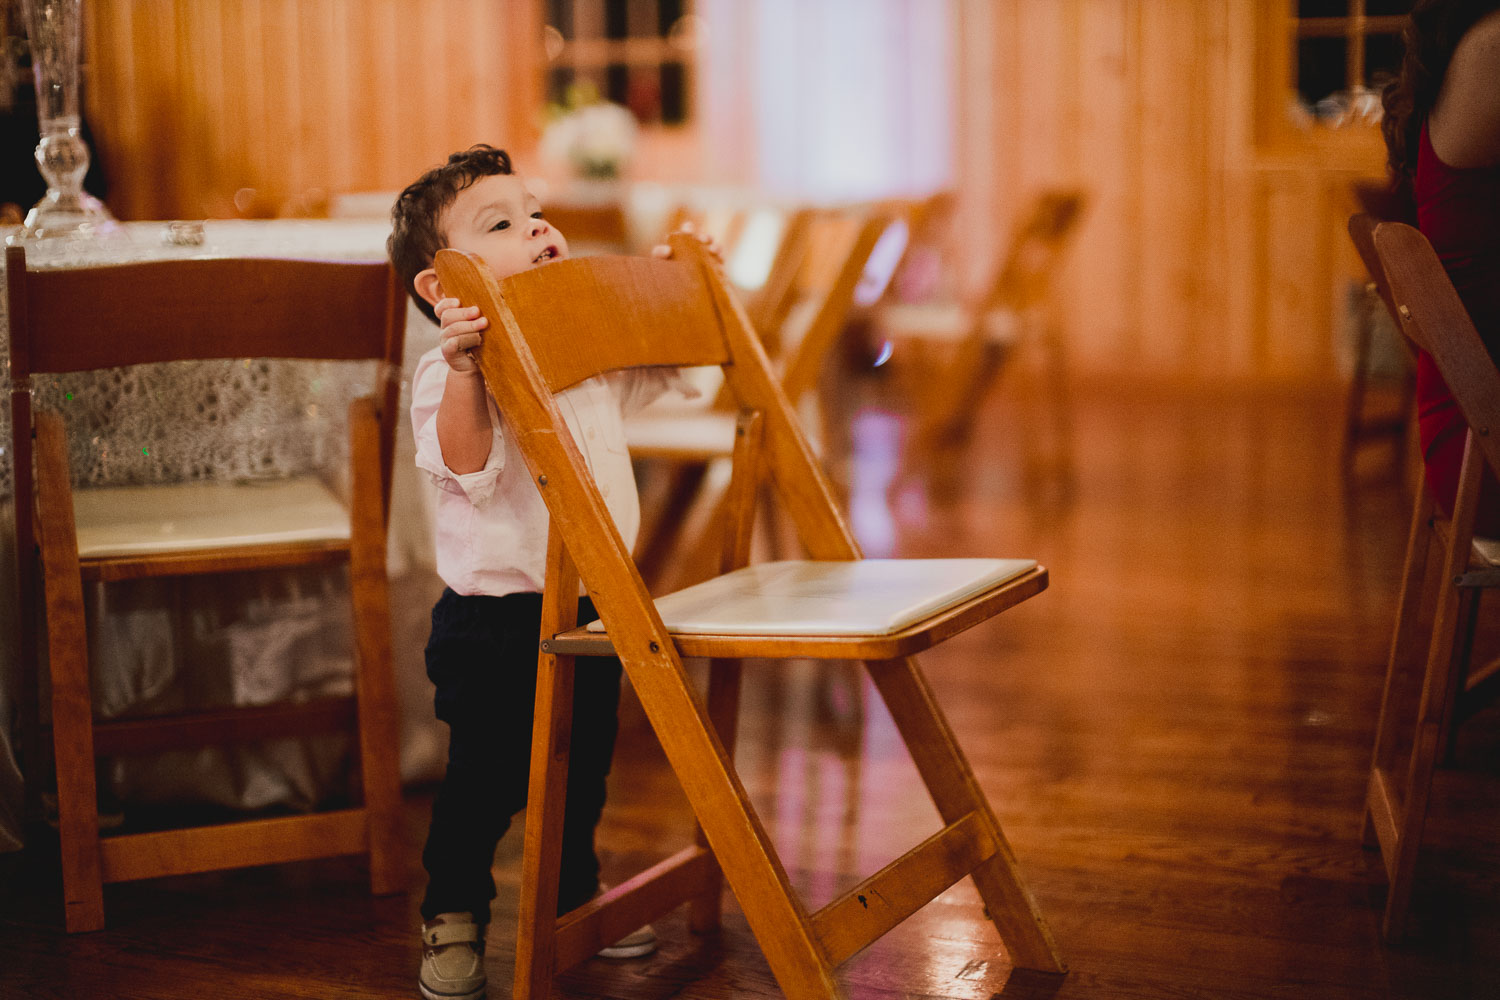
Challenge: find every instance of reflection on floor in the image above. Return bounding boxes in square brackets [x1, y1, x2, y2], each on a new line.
[3, 369, 1498, 1000]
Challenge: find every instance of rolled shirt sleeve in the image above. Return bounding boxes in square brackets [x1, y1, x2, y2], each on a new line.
[410, 348, 508, 507]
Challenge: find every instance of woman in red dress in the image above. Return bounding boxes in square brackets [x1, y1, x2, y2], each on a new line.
[1381, 0, 1500, 534]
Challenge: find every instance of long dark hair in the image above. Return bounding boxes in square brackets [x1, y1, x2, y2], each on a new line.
[1382, 0, 1500, 177]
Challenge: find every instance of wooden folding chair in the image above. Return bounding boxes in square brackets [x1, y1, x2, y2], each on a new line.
[628, 208, 888, 589]
[1355, 219, 1500, 941]
[434, 234, 1065, 1000]
[6, 246, 407, 932]
[876, 188, 1085, 487]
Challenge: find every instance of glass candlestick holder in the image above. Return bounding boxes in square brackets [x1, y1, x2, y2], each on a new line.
[6, 0, 117, 246]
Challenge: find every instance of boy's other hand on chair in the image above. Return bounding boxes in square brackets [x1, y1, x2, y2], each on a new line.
[650, 220, 723, 262]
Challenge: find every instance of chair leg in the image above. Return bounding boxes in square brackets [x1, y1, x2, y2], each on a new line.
[628, 651, 843, 1000]
[348, 550, 404, 895]
[33, 413, 105, 932]
[1438, 591, 1481, 765]
[513, 644, 575, 1000]
[349, 397, 406, 895]
[690, 657, 743, 933]
[1366, 491, 1435, 807]
[515, 530, 582, 1000]
[45, 589, 106, 933]
[1382, 571, 1470, 942]
[864, 656, 1065, 973]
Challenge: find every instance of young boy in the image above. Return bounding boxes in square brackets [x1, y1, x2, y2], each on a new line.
[388, 144, 704, 1000]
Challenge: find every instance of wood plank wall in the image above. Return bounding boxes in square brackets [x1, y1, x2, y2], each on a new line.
[83, 0, 540, 221]
[953, 0, 1388, 383]
[81, 0, 1384, 383]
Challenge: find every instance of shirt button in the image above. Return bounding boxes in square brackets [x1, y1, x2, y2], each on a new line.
[587, 427, 597, 440]
[601, 484, 611, 498]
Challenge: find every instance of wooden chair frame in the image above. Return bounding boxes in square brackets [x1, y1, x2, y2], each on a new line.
[1353, 218, 1500, 941]
[434, 235, 1064, 1000]
[5, 246, 407, 932]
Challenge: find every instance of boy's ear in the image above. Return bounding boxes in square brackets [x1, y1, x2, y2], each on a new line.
[413, 267, 444, 310]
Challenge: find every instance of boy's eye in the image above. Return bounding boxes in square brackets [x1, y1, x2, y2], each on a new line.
[531, 211, 545, 220]
[490, 219, 510, 232]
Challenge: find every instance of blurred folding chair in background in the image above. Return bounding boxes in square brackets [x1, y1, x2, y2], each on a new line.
[626, 207, 889, 590]
[435, 233, 1064, 1000]
[874, 188, 1085, 492]
[1355, 218, 1500, 941]
[6, 246, 407, 932]
[538, 200, 632, 255]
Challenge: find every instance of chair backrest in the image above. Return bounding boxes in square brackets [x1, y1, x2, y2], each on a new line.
[433, 237, 860, 605]
[5, 245, 408, 570]
[982, 189, 1085, 313]
[742, 206, 816, 341]
[542, 201, 631, 251]
[7, 250, 404, 374]
[1371, 220, 1500, 478]
[753, 209, 888, 407]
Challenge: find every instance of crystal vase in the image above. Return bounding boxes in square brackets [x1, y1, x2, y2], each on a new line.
[7, 0, 116, 245]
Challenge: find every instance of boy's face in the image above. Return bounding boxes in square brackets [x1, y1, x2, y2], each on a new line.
[416, 172, 569, 307]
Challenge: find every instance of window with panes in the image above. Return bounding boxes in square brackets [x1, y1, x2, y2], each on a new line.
[543, 0, 696, 126]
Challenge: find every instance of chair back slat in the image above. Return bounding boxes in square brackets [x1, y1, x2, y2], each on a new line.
[771, 212, 889, 407]
[439, 249, 731, 395]
[1374, 220, 1500, 476]
[986, 189, 1085, 312]
[744, 207, 816, 343]
[8, 249, 402, 375]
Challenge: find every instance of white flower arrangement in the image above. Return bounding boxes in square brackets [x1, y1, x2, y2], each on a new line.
[540, 86, 638, 181]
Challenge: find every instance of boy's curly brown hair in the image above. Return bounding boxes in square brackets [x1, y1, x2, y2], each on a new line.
[387, 144, 514, 323]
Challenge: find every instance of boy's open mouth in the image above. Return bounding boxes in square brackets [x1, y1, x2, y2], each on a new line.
[533, 246, 559, 264]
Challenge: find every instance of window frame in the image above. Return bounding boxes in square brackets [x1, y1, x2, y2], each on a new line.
[1254, 0, 1399, 166]
[543, 0, 697, 129]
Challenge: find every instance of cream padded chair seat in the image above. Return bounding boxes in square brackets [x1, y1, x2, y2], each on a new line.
[1473, 536, 1500, 566]
[72, 476, 349, 559]
[587, 557, 1036, 636]
[874, 302, 1020, 344]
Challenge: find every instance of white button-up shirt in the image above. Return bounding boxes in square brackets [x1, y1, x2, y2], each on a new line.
[410, 345, 690, 597]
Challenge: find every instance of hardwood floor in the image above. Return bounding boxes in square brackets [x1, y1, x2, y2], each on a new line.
[3, 373, 1498, 999]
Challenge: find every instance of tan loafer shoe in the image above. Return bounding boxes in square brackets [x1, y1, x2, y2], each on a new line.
[419, 913, 486, 1000]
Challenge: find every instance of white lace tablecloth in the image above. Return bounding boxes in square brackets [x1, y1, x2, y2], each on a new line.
[0, 221, 447, 852]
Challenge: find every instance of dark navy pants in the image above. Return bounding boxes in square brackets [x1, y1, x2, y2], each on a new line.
[418, 589, 622, 925]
